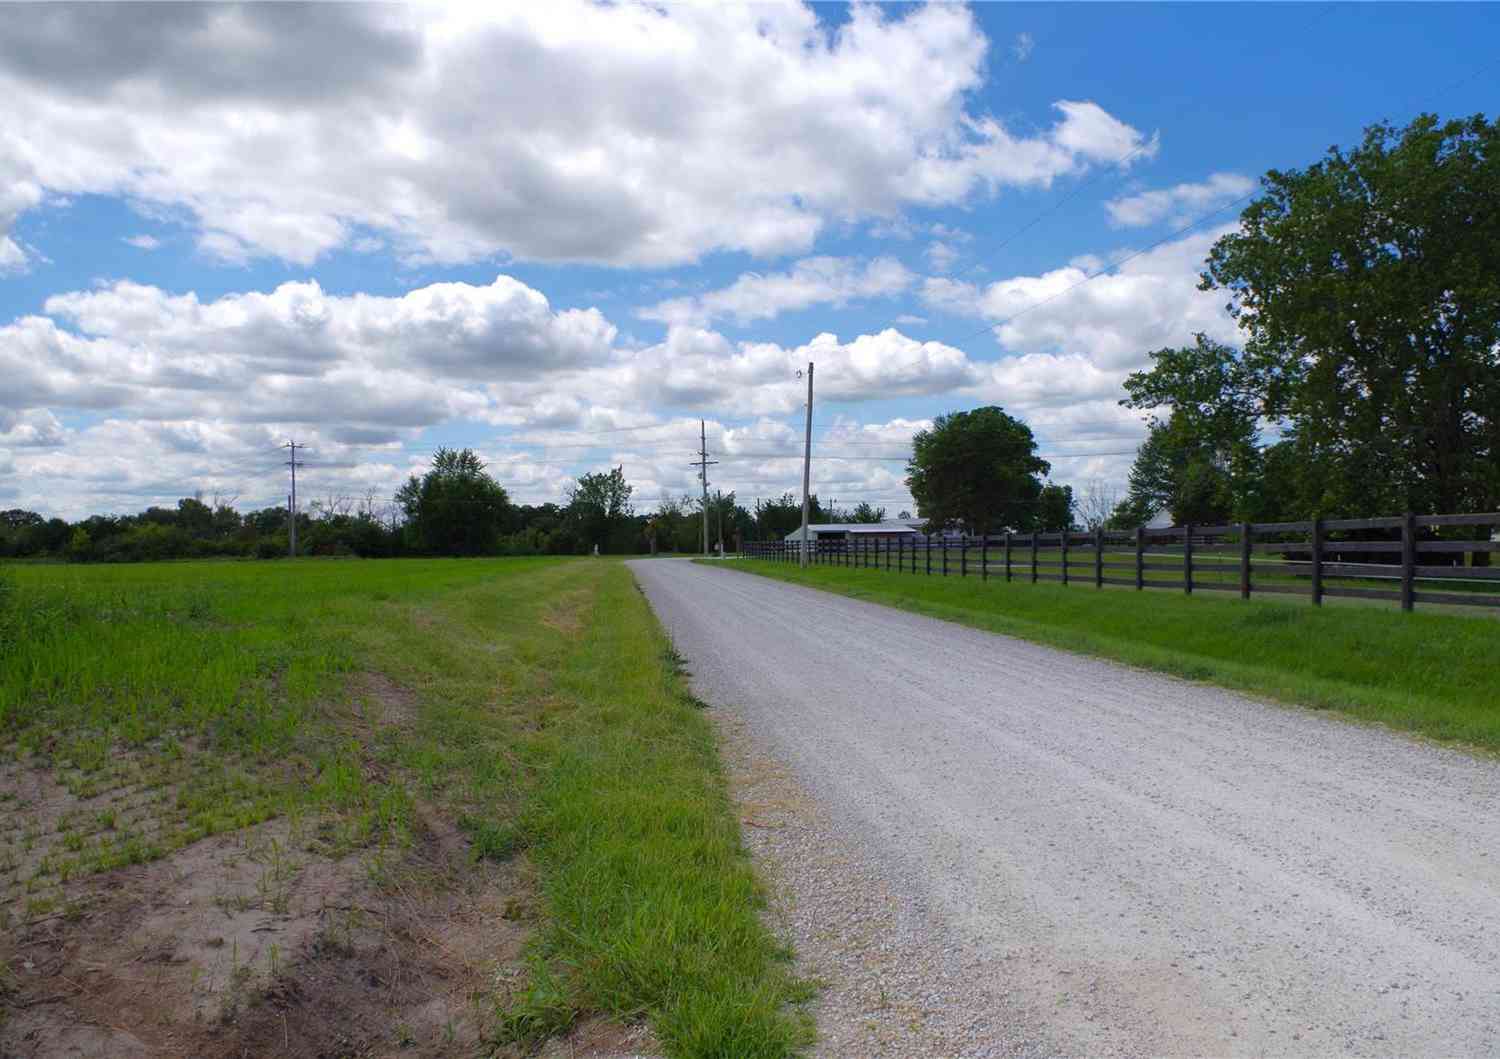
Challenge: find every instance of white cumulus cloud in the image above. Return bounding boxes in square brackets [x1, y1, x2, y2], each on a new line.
[1105, 172, 1256, 228]
[0, 3, 1153, 269]
[640, 256, 914, 327]
[922, 224, 1241, 367]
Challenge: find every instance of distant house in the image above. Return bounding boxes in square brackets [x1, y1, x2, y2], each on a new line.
[782, 520, 925, 543]
[1144, 506, 1174, 530]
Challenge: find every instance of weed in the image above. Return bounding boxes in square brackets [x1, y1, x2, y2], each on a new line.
[459, 816, 527, 862]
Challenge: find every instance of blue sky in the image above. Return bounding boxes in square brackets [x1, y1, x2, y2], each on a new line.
[2, 2, 1496, 520]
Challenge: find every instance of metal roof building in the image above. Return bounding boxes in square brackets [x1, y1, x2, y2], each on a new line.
[781, 520, 925, 542]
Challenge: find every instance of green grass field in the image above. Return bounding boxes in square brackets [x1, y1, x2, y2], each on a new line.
[720, 558, 1500, 753]
[0, 558, 809, 1056]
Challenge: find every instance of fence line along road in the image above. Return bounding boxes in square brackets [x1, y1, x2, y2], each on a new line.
[743, 511, 1500, 613]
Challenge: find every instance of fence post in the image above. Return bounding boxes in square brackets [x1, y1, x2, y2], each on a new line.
[942, 536, 949, 576]
[1061, 530, 1070, 586]
[1094, 527, 1104, 588]
[1004, 532, 1012, 582]
[1134, 526, 1144, 590]
[981, 535, 989, 582]
[1031, 533, 1038, 584]
[1311, 517, 1323, 606]
[926, 534, 932, 576]
[1401, 511, 1415, 612]
[961, 538, 967, 577]
[1184, 523, 1194, 595]
[1240, 522, 1252, 600]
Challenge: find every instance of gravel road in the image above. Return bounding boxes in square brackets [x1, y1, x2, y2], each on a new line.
[630, 559, 1500, 1057]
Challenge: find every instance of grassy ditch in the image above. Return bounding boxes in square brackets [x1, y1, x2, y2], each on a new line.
[717, 558, 1500, 752]
[0, 558, 808, 1056]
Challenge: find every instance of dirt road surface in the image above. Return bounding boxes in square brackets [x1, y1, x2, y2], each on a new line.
[630, 559, 1500, 1057]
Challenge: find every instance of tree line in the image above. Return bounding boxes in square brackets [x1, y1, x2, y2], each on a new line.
[0, 449, 923, 563]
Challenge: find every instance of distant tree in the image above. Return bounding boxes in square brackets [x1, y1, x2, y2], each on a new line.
[849, 502, 887, 523]
[139, 506, 178, 527]
[176, 496, 214, 538]
[906, 406, 1049, 533]
[702, 490, 752, 553]
[65, 527, 92, 561]
[0, 510, 43, 531]
[1077, 479, 1119, 532]
[753, 492, 829, 539]
[1036, 483, 1075, 532]
[565, 465, 634, 553]
[1121, 335, 1264, 525]
[396, 447, 512, 556]
[247, 506, 290, 537]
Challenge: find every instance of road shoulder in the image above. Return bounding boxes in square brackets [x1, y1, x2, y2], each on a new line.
[712, 704, 1056, 1059]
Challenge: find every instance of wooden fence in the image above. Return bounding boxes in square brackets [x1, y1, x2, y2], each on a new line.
[743, 512, 1500, 613]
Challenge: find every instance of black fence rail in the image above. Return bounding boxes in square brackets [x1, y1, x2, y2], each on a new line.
[743, 512, 1500, 613]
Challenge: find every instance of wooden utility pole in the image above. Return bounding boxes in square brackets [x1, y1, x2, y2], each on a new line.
[798, 362, 814, 568]
[283, 440, 304, 558]
[689, 421, 717, 557]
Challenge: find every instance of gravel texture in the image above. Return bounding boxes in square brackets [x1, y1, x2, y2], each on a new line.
[630, 559, 1500, 1057]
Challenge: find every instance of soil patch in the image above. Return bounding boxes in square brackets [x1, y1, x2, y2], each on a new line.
[0, 803, 534, 1058]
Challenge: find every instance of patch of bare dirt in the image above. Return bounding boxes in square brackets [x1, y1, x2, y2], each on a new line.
[0, 748, 182, 913]
[2, 665, 658, 1059]
[0, 807, 536, 1058]
[350, 672, 421, 731]
[535, 1016, 660, 1058]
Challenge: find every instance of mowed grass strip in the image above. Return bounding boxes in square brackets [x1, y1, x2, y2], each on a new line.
[718, 559, 1500, 752]
[492, 568, 813, 1056]
[0, 559, 809, 1056]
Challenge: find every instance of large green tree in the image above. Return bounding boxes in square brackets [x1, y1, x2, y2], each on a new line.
[396, 448, 512, 556]
[566, 465, 635, 553]
[905, 406, 1050, 533]
[1036, 483, 1075, 532]
[1119, 335, 1266, 524]
[1200, 112, 1500, 516]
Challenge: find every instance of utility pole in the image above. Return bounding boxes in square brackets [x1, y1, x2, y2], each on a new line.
[283, 440, 304, 558]
[689, 420, 718, 557]
[798, 362, 814, 568]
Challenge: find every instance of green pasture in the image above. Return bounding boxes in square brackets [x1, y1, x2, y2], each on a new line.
[0, 558, 809, 1057]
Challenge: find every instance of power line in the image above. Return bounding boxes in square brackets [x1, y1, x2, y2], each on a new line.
[951, 188, 1258, 347]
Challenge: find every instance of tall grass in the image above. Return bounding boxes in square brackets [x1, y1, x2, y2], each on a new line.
[3, 558, 810, 1056]
[499, 568, 812, 1056]
[721, 559, 1500, 751]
